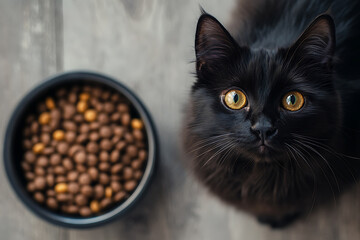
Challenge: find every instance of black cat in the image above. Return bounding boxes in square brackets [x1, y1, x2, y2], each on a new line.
[183, 0, 360, 228]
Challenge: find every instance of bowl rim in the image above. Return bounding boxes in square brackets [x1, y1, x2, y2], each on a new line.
[3, 70, 158, 228]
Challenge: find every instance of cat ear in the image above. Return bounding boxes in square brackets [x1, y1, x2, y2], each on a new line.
[287, 14, 335, 69]
[195, 14, 239, 72]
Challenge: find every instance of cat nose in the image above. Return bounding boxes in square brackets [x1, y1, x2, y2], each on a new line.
[250, 118, 278, 140]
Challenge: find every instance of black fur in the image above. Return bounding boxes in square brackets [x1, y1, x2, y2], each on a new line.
[183, 0, 360, 228]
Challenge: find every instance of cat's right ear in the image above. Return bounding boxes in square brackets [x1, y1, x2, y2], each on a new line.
[195, 14, 240, 73]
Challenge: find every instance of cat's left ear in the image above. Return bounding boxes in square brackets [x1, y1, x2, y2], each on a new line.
[287, 14, 335, 69]
[195, 13, 240, 73]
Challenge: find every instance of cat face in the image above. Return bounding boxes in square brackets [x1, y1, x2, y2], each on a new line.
[191, 14, 341, 163]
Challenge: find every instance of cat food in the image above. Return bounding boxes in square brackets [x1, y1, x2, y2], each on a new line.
[21, 85, 148, 217]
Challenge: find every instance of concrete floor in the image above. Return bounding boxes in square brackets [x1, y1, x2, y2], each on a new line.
[0, 0, 359, 239]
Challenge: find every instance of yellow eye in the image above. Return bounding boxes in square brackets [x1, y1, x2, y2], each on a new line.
[282, 91, 304, 111]
[224, 89, 247, 110]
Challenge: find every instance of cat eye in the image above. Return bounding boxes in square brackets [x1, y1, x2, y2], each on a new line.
[282, 91, 304, 111]
[223, 89, 247, 110]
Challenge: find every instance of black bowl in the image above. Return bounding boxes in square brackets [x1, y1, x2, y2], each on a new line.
[3, 71, 158, 228]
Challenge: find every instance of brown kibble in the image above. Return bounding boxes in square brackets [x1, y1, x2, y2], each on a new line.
[88, 167, 99, 181]
[111, 135, 121, 145]
[84, 109, 97, 122]
[50, 108, 61, 120]
[54, 165, 66, 175]
[46, 189, 56, 197]
[67, 205, 79, 214]
[39, 112, 51, 125]
[131, 159, 142, 170]
[113, 126, 125, 137]
[57, 142, 69, 155]
[33, 143, 45, 154]
[98, 113, 109, 125]
[42, 125, 52, 133]
[45, 97, 56, 110]
[121, 113, 131, 126]
[25, 172, 35, 180]
[131, 119, 143, 130]
[90, 200, 100, 213]
[68, 92, 77, 103]
[133, 130, 144, 141]
[34, 166, 46, 176]
[94, 185, 104, 199]
[49, 119, 60, 130]
[25, 151, 36, 163]
[138, 150, 147, 161]
[87, 154, 98, 166]
[76, 133, 88, 144]
[30, 122, 39, 134]
[37, 156, 49, 167]
[56, 88, 66, 97]
[126, 145, 137, 158]
[43, 147, 55, 155]
[79, 173, 91, 185]
[56, 193, 70, 202]
[99, 126, 112, 138]
[76, 164, 87, 173]
[63, 121, 77, 131]
[89, 122, 100, 130]
[63, 158, 74, 170]
[111, 93, 121, 102]
[122, 155, 131, 165]
[99, 173, 110, 185]
[34, 192, 45, 203]
[99, 151, 109, 162]
[63, 104, 76, 119]
[64, 131, 76, 143]
[100, 198, 112, 209]
[81, 185, 93, 197]
[124, 180, 137, 192]
[105, 187, 113, 198]
[69, 145, 83, 157]
[74, 114, 84, 123]
[95, 103, 103, 112]
[47, 198, 58, 209]
[86, 142, 99, 154]
[23, 127, 31, 137]
[104, 102, 115, 113]
[111, 163, 123, 174]
[115, 141, 126, 151]
[23, 139, 32, 149]
[31, 135, 39, 144]
[134, 170, 143, 180]
[101, 91, 111, 100]
[99, 162, 110, 172]
[100, 139, 112, 151]
[111, 112, 121, 122]
[117, 103, 129, 113]
[67, 171, 79, 181]
[68, 182, 80, 194]
[50, 153, 61, 165]
[113, 191, 127, 202]
[47, 166, 54, 174]
[27, 182, 36, 192]
[79, 207, 91, 216]
[124, 132, 134, 143]
[41, 133, 51, 145]
[52, 130, 65, 141]
[123, 167, 133, 180]
[55, 183, 68, 193]
[56, 175, 67, 183]
[34, 176, 46, 190]
[89, 132, 100, 141]
[74, 151, 86, 164]
[110, 181, 122, 192]
[79, 123, 90, 134]
[111, 175, 122, 182]
[46, 174, 55, 187]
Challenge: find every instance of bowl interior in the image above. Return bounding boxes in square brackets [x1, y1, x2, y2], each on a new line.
[4, 72, 157, 227]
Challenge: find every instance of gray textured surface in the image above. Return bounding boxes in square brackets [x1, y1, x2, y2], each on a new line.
[0, 1, 359, 239]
